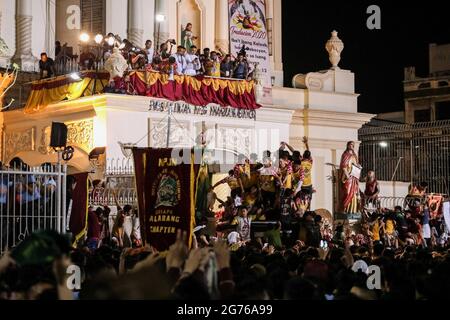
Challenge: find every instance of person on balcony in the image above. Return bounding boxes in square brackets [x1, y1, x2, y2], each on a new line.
[159, 40, 175, 60]
[144, 40, 155, 65]
[220, 54, 233, 78]
[171, 46, 187, 75]
[364, 170, 380, 207]
[184, 45, 201, 76]
[39, 53, 55, 79]
[232, 52, 249, 80]
[202, 54, 214, 76]
[210, 51, 221, 77]
[55, 41, 62, 58]
[79, 46, 95, 71]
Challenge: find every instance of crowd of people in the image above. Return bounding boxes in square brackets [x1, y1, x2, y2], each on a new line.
[41, 31, 256, 81]
[1, 139, 450, 300]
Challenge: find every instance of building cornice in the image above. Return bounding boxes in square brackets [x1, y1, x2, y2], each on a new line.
[3, 95, 104, 126]
[291, 109, 374, 129]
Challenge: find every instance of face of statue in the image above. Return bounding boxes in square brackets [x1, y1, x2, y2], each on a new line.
[347, 141, 355, 151]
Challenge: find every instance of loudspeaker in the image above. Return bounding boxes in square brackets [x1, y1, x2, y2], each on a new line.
[50, 122, 68, 148]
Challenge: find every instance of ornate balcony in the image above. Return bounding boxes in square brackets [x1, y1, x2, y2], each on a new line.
[24, 70, 261, 114]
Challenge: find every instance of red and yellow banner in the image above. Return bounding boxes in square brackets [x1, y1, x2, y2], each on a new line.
[127, 71, 260, 110]
[25, 71, 109, 114]
[68, 172, 89, 246]
[24, 70, 260, 114]
[132, 148, 196, 251]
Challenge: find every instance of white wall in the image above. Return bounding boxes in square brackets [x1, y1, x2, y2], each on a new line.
[105, 108, 150, 160]
[32, 0, 48, 59]
[142, 0, 155, 44]
[0, 0, 15, 58]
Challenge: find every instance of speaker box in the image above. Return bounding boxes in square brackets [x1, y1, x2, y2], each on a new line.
[50, 122, 68, 148]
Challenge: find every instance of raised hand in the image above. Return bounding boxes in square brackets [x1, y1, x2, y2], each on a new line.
[213, 240, 230, 270]
[0, 249, 15, 274]
[166, 229, 189, 271]
[183, 248, 210, 275]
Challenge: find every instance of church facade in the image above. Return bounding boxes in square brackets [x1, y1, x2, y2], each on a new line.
[0, 0, 376, 213]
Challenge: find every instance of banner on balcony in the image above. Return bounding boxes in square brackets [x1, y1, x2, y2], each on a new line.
[229, 0, 272, 104]
[132, 148, 196, 251]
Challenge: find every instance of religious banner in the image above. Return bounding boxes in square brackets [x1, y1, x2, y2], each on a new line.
[427, 194, 443, 219]
[229, 0, 272, 105]
[132, 148, 196, 251]
[68, 172, 89, 246]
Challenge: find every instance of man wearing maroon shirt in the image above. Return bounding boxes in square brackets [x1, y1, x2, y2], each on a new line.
[87, 208, 101, 250]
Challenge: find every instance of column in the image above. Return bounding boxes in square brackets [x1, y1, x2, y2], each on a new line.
[154, 0, 169, 49]
[12, 0, 37, 71]
[215, 0, 229, 52]
[266, 0, 273, 56]
[0, 6, 9, 66]
[128, 0, 144, 46]
[45, 0, 56, 58]
[272, 0, 283, 86]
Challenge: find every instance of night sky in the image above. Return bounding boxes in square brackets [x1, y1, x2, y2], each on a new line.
[282, 0, 450, 114]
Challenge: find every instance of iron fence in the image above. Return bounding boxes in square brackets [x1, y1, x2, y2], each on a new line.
[359, 120, 450, 195]
[0, 165, 67, 254]
[89, 158, 137, 207]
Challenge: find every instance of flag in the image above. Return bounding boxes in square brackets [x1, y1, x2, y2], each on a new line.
[68, 172, 89, 246]
[133, 148, 196, 251]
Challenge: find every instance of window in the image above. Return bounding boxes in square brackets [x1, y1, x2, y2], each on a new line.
[81, 0, 105, 35]
[418, 82, 431, 89]
[435, 101, 450, 120]
[414, 109, 431, 123]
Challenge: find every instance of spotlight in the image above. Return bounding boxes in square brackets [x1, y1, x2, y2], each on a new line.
[156, 14, 166, 22]
[379, 141, 388, 148]
[70, 73, 81, 81]
[94, 34, 104, 44]
[107, 36, 115, 46]
[80, 33, 90, 43]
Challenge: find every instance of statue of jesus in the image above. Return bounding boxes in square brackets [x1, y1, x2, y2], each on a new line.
[181, 23, 198, 50]
[339, 141, 362, 214]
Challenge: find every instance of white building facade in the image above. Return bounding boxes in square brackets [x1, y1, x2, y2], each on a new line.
[0, 0, 376, 213]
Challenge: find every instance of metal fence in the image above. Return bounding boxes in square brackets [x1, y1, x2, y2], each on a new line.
[89, 158, 137, 207]
[359, 120, 450, 195]
[0, 165, 67, 253]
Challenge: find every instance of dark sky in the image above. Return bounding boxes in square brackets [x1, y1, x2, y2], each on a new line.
[282, 0, 450, 114]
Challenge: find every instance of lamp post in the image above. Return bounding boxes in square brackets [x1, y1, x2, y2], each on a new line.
[155, 14, 166, 52]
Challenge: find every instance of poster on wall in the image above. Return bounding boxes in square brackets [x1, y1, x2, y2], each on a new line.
[229, 0, 272, 105]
